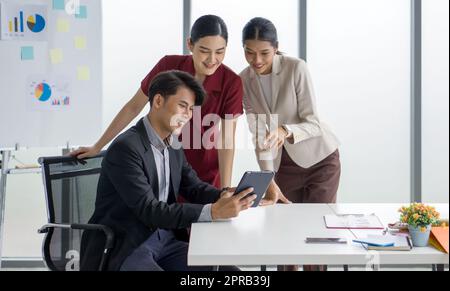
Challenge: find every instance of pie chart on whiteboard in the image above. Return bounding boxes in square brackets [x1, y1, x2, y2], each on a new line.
[35, 83, 52, 102]
[27, 14, 46, 33]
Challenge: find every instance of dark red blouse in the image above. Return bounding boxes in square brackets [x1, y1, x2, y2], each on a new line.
[141, 55, 243, 187]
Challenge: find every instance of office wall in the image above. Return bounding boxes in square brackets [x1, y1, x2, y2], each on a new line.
[422, 0, 449, 203]
[307, 0, 411, 203]
[102, 0, 183, 131]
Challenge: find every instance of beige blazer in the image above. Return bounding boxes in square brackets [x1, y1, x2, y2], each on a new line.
[240, 54, 340, 171]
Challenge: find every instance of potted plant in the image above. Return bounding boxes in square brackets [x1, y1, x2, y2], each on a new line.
[399, 203, 440, 247]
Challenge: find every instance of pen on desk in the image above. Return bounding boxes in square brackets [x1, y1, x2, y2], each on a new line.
[406, 236, 413, 249]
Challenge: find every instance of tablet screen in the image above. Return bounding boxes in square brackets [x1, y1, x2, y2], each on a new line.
[234, 171, 275, 207]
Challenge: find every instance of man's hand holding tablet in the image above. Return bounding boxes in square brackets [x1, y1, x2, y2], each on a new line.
[211, 187, 256, 220]
[233, 171, 275, 207]
[211, 171, 277, 221]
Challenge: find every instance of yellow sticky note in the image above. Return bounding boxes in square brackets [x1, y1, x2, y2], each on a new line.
[50, 48, 63, 64]
[74, 36, 87, 50]
[77, 66, 91, 81]
[57, 18, 70, 32]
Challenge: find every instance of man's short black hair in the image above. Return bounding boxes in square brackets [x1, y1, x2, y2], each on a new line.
[148, 70, 206, 107]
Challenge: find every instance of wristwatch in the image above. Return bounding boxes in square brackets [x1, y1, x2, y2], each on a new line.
[281, 125, 293, 138]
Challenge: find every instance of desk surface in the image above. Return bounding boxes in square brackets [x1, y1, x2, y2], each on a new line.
[329, 204, 449, 265]
[188, 203, 449, 266]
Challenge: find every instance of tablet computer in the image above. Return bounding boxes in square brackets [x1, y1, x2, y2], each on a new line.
[234, 171, 275, 207]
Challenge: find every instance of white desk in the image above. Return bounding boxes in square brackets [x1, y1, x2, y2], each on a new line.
[189, 204, 367, 266]
[188, 203, 449, 268]
[329, 204, 449, 266]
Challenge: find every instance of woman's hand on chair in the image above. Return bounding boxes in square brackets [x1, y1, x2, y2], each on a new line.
[69, 145, 101, 159]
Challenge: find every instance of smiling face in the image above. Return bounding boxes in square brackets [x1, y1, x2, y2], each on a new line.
[189, 35, 227, 79]
[152, 86, 196, 136]
[244, 39, 278, 75]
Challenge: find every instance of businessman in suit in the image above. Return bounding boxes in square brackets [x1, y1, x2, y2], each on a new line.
[81, 70, 256, 271]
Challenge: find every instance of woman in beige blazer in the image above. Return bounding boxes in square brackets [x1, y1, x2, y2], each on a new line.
[241, 17, 341, 271]
[241, 17, 341, 206]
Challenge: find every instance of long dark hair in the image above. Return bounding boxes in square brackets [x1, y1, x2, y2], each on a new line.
[242, 17, 281, 54]
[191, 15, 228, 44]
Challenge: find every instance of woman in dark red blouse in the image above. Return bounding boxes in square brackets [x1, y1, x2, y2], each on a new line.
[71, 15, 243, 188]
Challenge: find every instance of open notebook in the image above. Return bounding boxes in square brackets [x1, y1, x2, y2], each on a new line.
[324, 214, 384, 229]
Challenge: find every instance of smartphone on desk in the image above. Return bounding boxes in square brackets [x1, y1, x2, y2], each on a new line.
[305, 237, 348, 244]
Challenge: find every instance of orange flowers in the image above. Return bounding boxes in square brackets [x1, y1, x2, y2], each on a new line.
[398, 203, 440, 228]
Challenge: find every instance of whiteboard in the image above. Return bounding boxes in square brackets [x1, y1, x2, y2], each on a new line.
[0, 0, 102, 149]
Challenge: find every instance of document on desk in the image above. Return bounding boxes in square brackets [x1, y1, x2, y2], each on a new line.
[324, 214, 384, 229]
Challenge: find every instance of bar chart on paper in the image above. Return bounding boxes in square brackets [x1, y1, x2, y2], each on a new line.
[0, 2, 47, 40]
[6, 10, 24, 33]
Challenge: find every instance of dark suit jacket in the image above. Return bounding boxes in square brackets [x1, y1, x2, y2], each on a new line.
[80, 119, 221, 271]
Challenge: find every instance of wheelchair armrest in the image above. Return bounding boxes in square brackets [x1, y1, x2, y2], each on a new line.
[38, 223, 115, 249]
